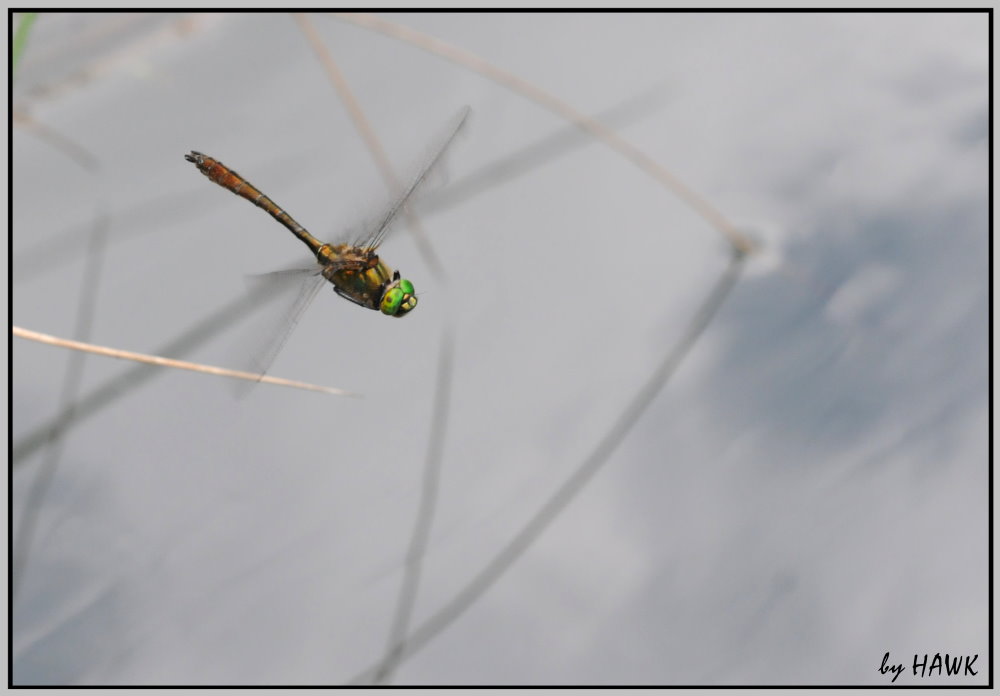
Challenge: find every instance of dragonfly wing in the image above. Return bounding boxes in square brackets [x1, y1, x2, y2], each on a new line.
[235, 267, 325, 397]
[351, 106, 471, 251]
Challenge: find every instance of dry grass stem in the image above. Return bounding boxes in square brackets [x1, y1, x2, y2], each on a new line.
[333, 12, 755, 256]
[294, 13, 447, 280]
[13, 326, 359, 398]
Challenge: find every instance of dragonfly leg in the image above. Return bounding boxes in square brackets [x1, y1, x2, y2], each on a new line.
[333, 285, 375, 309]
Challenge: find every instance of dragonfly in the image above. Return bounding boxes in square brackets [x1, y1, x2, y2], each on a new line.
[185, 106, 469, 381]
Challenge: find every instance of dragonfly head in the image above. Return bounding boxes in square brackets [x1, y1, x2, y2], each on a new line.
[380, 273, 417, 317]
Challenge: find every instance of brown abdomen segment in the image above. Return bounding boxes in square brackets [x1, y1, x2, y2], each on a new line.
[184, 151, 324, 257]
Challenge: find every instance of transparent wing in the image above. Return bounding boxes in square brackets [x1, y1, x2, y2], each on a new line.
[351, 106, 471, 251]
[234, 266, 325, 397]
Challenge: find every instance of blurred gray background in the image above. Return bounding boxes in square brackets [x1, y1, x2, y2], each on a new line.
[11, 12, 989, 685]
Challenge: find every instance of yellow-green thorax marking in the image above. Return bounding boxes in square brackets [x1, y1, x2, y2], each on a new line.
[316, 243, 417, 317]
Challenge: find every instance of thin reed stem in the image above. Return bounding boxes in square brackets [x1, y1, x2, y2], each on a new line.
[12, 326, 358, 398]
[350, 250, 747, 683]
[333, 12, 755, 256]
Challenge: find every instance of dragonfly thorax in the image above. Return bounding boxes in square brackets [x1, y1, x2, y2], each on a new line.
[318, 248, 417, 318]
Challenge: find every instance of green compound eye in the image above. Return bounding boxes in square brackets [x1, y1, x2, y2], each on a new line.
[381, 287, 404, 315]
[399, 278, 414, 295]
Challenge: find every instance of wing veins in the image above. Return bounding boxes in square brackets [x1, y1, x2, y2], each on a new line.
[236, 268, 325, 396]
[355, 106, 471, 251]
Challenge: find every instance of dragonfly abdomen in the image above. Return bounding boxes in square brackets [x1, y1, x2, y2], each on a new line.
[185, 151, 325, 257]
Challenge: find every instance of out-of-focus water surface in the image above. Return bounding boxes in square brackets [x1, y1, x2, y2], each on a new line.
[12, 12, 988, 685]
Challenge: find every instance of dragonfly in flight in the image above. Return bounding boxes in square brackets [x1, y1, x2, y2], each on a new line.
[185, 106, 469, 380]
